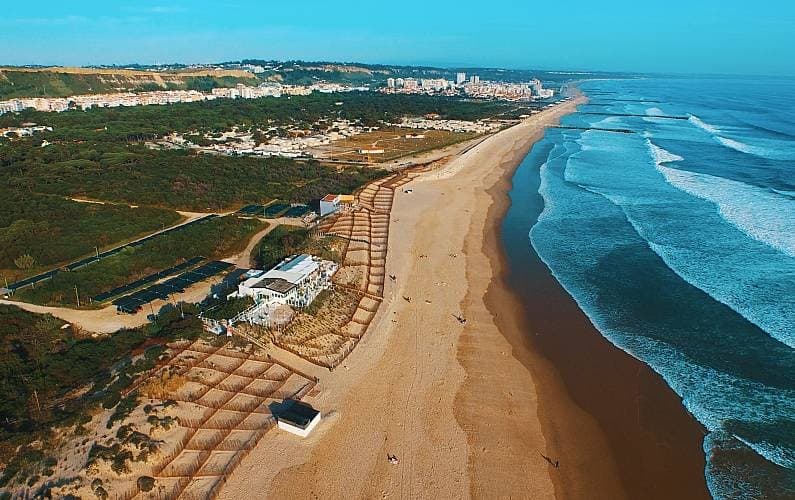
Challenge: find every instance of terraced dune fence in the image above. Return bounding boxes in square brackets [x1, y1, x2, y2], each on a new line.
[106, 338, 316, 500]
[271, 161, 443, 368]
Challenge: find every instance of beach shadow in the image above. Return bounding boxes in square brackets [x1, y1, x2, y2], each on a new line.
[268, 399, 298, 417]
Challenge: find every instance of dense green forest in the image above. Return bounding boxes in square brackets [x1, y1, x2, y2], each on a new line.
[1, 141, 383, 210]
[0, 304, 203, 486]
[0, 92, 512, 293]
[2, 94, 483, 214]
[0, 93, 514, 211]
[0, 190, 180, 277]
[15, 215, 266, 306]
[0, 92, 526, 136]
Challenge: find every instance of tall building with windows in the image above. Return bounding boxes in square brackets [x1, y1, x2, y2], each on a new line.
[470, 75, 480, 85]
[456, 72, 466, 85]
[386, 78, 396, 88]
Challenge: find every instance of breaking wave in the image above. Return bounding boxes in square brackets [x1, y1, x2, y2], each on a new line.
[690, 115, 795, 160]
[648, 141, 795, 259]
[647, 139, 683, 164]
[689, 114, 722, 135]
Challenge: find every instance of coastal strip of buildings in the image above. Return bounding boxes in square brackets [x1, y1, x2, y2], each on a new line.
[383, 73, 554, 101]
[0, 82, 368, 115]
[1, 72, 556, 115]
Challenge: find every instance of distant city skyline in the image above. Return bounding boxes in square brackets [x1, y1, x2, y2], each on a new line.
[4, 0, 795, 77]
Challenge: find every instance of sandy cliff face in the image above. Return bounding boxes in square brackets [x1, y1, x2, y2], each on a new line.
[0, 68, 256, 99]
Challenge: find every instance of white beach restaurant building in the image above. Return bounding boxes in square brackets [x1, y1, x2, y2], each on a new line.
[233, 254, 337, 308]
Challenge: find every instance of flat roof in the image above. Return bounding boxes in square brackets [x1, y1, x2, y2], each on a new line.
[277, 401, 320, 429]
[243, 254, 319, 291]
[277, 254, 314, 273]
[260, 277, 296, 294]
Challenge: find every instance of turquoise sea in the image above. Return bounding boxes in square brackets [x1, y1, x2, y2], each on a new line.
[523, 78, 795, 498]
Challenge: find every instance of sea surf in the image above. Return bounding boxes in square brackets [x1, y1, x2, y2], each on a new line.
[520, 77, 795, 498]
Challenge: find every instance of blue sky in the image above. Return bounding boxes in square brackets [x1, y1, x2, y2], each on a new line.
[3, 1, 794, 76]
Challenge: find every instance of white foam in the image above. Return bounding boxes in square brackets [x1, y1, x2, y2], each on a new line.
[646, 139, 684, 164]
[689, 114, 722, 135]
[530, 139, 795, 487]
[652, 162, 795, 259]
[646, 107, 665, 116]
[716, 135, 795, 161]
[690, 115, 795, 160]
[716, 136, 754, 154]
[772, 188, 795, 198]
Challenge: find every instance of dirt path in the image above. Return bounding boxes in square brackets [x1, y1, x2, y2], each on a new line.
[1, 275, 227, 333]
[223, 219, 293, 268]
[0, 299, 147, 333]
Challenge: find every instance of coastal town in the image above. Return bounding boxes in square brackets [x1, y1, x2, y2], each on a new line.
[2, 1, 789, 499]
[383, 73, 555, 100]
[0, 81, 368, 114]
[0, 71, 555, 115]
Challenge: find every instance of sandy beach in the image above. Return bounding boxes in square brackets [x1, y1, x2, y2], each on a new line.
[482, 116, 711, 498]
[218, 99, 605, 498]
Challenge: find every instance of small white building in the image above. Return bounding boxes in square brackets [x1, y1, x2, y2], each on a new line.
[319, 194, 340, 217]
[235, 254, 337, 308]
[276, 401, 321, 437]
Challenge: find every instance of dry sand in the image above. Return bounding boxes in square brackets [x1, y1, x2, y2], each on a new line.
[218, 99, 586, 499]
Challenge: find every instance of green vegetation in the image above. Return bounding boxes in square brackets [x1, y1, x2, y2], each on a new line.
[184, 75, 245, 92]
[1, 142, 383, 210]
[0, 304, 202, 486]
[0, 92, 525, 139]
[304, 289, 332, 316]
[201, 295, 254, 320]
[0, 190, 180, 278]
[0, 70, 124, 99]
[252, 225, 342, 270]
[15, 215, 265, 306]
[0, 92, 524, 215]
[137, 475, 156, 492]
[0, 69, 255, 99]
[106, 394, 139, 430]
[87, 438, 145, 474]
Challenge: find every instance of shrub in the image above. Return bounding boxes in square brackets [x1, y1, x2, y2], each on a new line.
[137, 475, 155, 492]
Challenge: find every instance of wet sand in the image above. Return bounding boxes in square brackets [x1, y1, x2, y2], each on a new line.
[485, 125, 712, 498]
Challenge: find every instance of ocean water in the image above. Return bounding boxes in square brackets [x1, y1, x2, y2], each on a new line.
[528, 79, 795, 498]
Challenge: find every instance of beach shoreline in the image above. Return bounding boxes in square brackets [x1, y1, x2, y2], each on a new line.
[217, 101, 580, 498]
[217, 97, 708, 498]
[484, 115, 712, 498]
